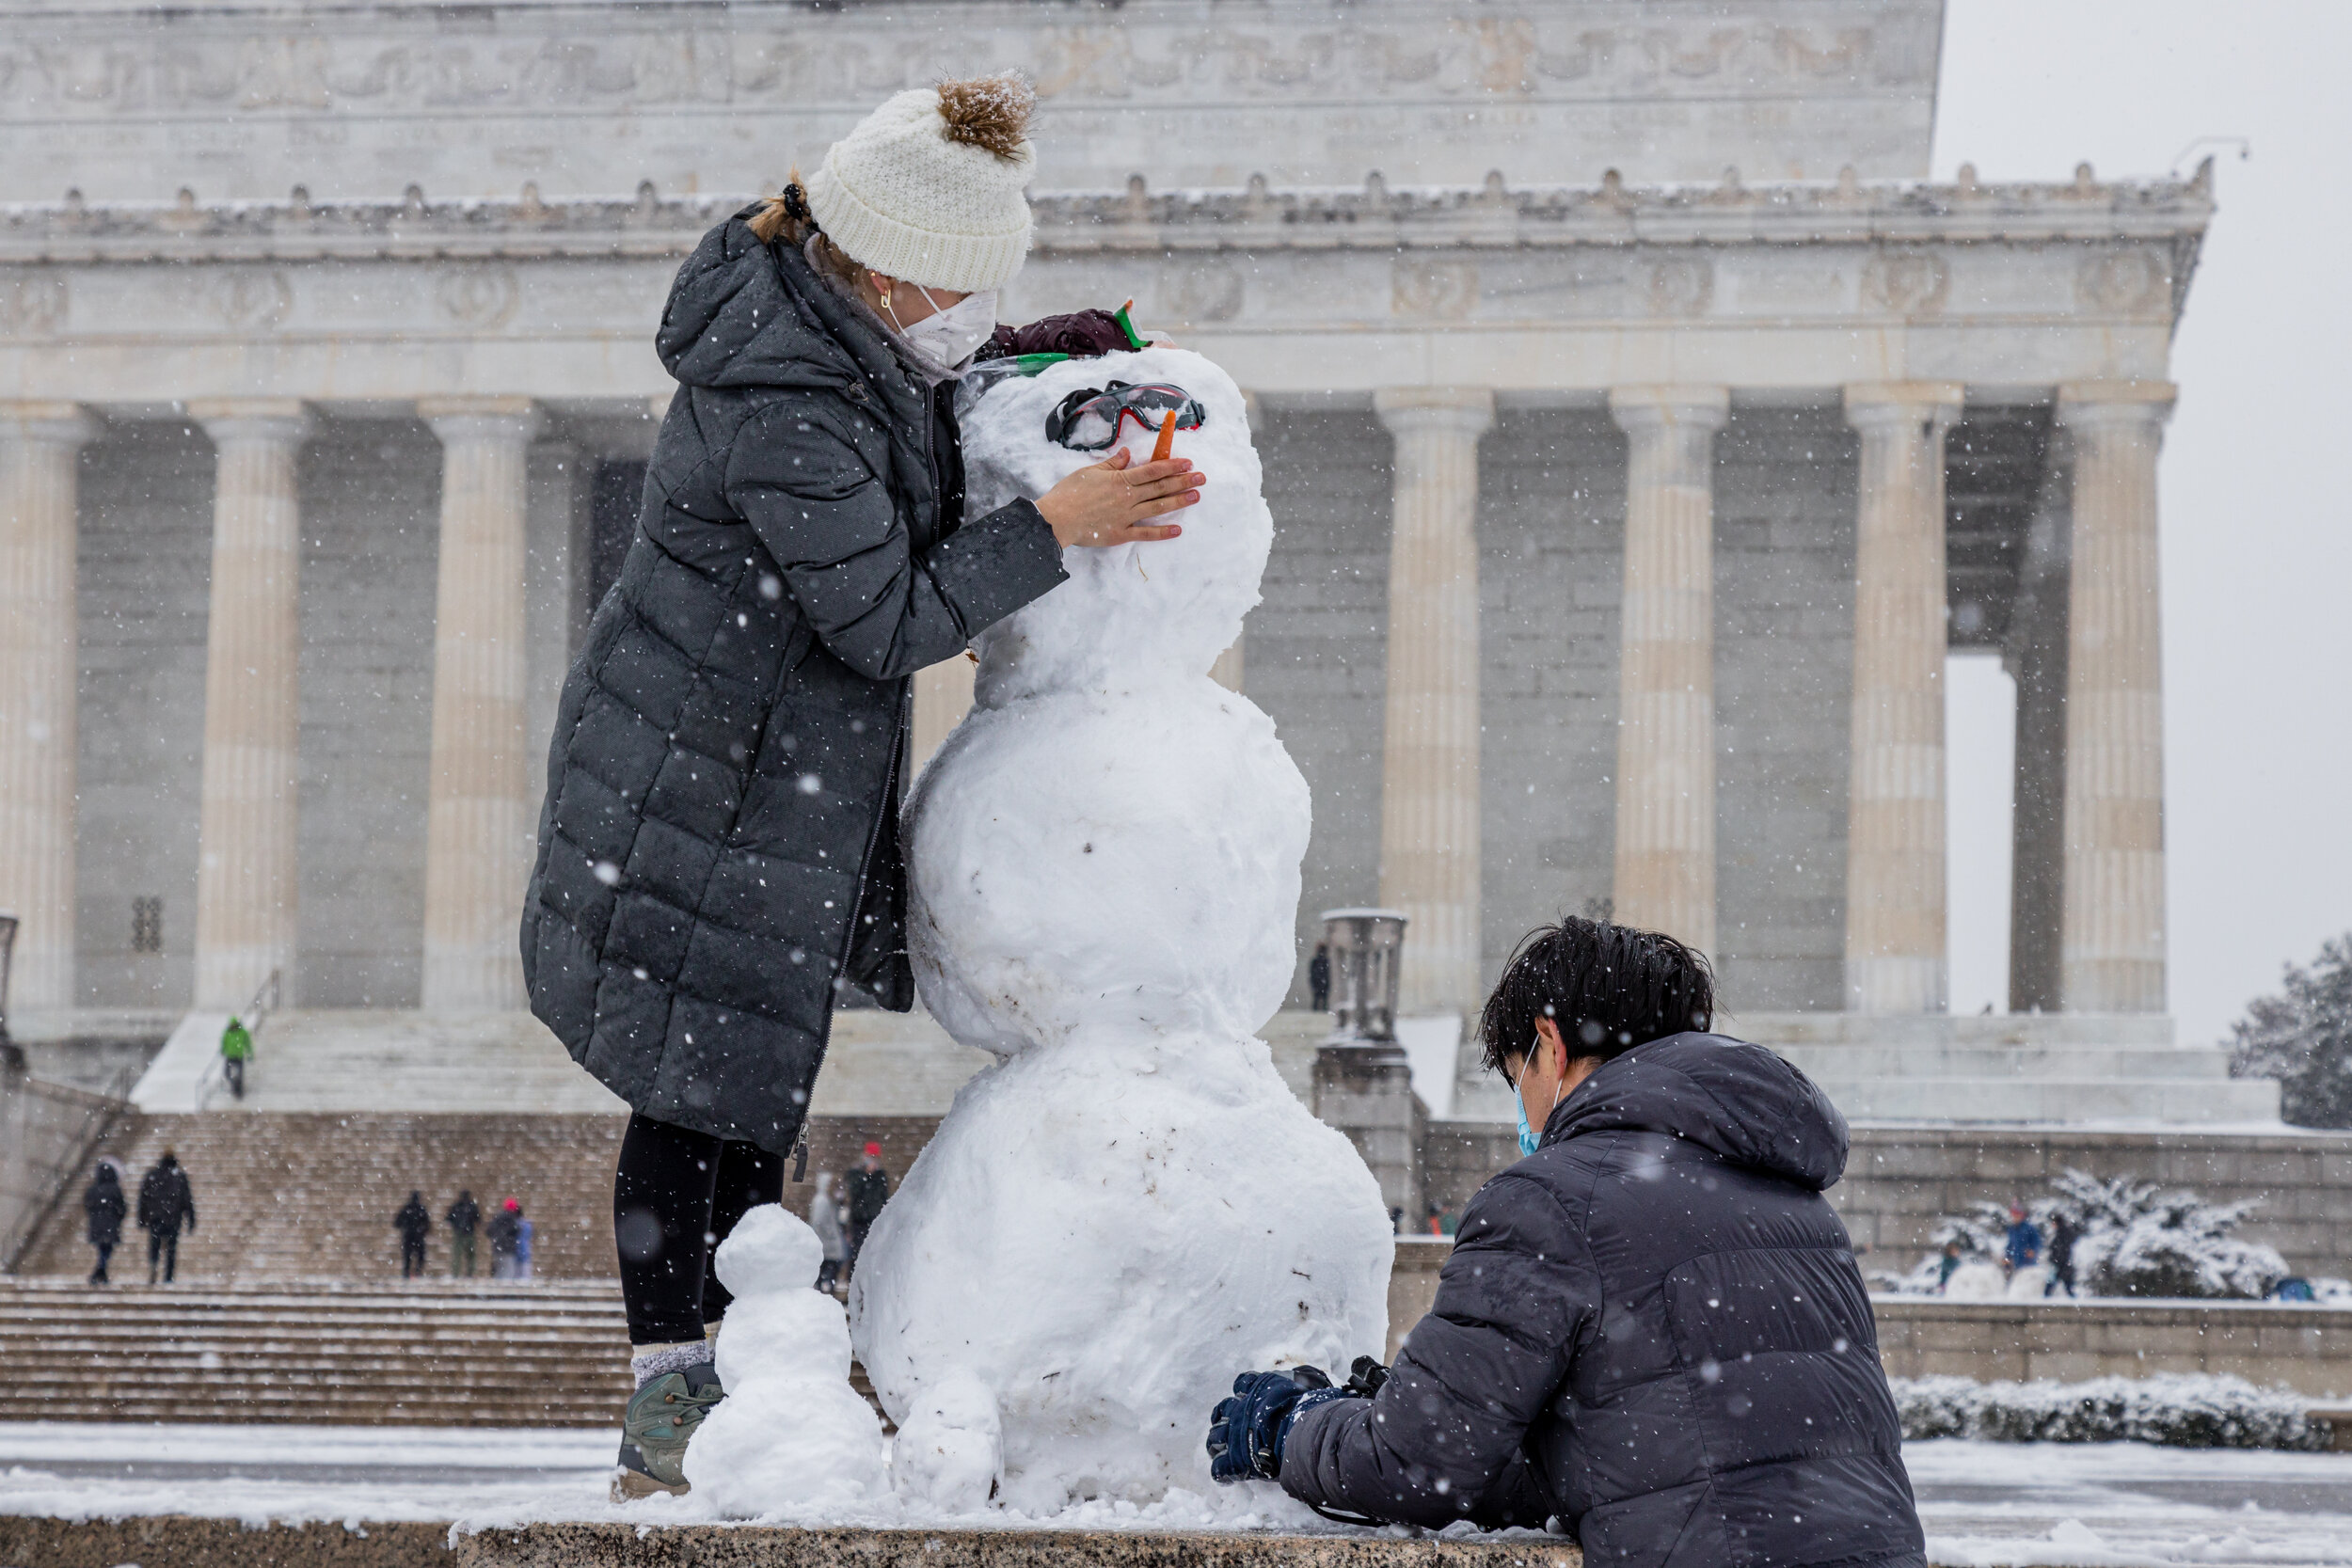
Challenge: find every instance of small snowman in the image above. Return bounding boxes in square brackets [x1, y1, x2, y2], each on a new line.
[683, 1205, 888, 1516]
[850, 346, 1393, 1513]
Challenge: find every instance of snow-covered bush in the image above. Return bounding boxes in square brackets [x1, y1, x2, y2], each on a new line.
[2228, 932, 2352, 1128]
[1890, 1373, 2328, 1449]
[2048, 1169, 2288, 1301]
[1874, 1168, 2287, 1301]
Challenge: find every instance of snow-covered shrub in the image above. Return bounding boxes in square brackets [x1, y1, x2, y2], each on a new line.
[1889, 1373, 2328, 1449]
[2049, 1170, 2288, 1301]
[1879, 1169, 2288, 1301]
[2228, 932, 2352, 1128]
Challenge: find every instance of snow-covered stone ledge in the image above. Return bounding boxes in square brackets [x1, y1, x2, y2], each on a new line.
[1874, 1299, 2352, 1398]
[454, 1526, 1577, 1568]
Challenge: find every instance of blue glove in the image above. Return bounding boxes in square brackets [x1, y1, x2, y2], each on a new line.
[1207, 1367, 1353, 1482]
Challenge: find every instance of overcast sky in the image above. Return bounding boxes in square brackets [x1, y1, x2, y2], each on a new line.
[1932, 1, 2352, 1044]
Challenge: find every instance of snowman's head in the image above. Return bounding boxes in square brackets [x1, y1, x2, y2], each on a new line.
[957, 347, 1269, 703]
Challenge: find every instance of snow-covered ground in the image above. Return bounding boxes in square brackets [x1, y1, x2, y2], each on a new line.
[3, 1424, 2350, 1565]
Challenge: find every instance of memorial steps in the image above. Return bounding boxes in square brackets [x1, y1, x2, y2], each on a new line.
[10, 1107, 628, 1284]
[0, 1278, 629, 1426]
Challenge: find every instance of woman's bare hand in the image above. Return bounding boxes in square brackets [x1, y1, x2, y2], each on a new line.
[1035, 448, 1204, 548]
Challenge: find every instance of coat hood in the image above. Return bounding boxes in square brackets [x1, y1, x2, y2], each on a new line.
[1542, 1032, 1850, 1191]
[656, 207, 905, 395]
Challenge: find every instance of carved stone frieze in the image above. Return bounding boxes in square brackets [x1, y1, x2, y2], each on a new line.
[1862, 248, 1948, 316]
[1160, 259, 1245, 324]
[1647, 256, 1713, 318]
[2077, 248, 2169, 314]
[203, 267, 292, 331]
[1392, 259, 1479, 321]
[0, 7, 1935, 119]
[0, 271, 67, 335]
[437, 264, 520, 329]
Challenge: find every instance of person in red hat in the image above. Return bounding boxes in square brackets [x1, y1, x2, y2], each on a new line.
[486, 1197, 524, 1279]
[843, 1143, 892, 1280]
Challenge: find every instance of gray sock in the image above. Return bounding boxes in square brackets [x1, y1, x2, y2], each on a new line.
[630, 1340, 709, 1387]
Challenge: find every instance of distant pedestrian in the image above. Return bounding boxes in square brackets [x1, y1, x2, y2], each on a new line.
[1935, 1240, 1963, 1293]
[136, 1150, 197, 1285]
[516, 1212, 534, 1281]
[808, 1173, 847, 1292]
[486, 1198, 523, 1279]
[446, 1190, 481, 1277]
[844, 1145, 891, 1277]
[394, 1190, 432, 1278]
[2002, 1205, 2041, 1276]
[218, 1016, 253, 1100]
[1308, 944, 1331, 1012]
[2044, 1212, 2079, 1297]
[83, 1163, 126, 1285]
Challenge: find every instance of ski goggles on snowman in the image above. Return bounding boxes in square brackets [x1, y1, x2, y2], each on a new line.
[1044, 381, 1207, 452]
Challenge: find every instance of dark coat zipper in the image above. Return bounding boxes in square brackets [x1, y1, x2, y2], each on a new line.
[803, 372, 930, 1151]
[803, 696, 906, 1144]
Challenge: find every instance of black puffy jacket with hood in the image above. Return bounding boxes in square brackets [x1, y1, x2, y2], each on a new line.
[522, 206, 1068, 1152]
[1282, 1034, 1925, 1568]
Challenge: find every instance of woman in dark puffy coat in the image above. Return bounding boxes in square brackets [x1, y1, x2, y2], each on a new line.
[521, 76, 1201, 1498]
[83, 1163, 125, 1286]
[1215, 920, 1925, 1568]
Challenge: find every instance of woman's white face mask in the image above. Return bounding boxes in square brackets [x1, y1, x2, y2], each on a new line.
[900, 285, 998, 372]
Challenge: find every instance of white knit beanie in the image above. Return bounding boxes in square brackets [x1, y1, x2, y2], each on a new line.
[806, 76, 1036, 293]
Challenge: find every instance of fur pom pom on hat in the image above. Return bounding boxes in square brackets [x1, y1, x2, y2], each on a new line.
[806, 75, 1037, 293]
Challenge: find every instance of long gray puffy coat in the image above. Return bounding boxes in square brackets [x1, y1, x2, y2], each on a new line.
[522, 206, 1068, 1152]
[1282, 1035, 1925, 1568]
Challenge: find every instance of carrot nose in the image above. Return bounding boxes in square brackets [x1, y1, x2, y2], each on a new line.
[1152, 408, 1178, 463]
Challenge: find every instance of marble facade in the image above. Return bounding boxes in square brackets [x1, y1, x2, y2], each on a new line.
[0, 0, 2266, 1119]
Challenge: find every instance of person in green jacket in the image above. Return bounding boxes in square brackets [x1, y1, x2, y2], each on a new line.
[219, 1017, 252, 1100]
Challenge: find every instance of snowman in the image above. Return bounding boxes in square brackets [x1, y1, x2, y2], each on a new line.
[848, 345, 1394, 1513]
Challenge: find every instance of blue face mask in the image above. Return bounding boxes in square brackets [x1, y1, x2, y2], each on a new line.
[1516, 1093, 1540, 1158]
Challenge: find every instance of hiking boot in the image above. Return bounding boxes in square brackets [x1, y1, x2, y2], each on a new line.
[611, 1362, 723, 1501]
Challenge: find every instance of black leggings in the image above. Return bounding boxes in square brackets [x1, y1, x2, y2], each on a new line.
[613, 1112, 785, 1345]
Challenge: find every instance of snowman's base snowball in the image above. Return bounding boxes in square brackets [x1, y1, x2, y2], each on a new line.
[850, 1030, 1392, 1511]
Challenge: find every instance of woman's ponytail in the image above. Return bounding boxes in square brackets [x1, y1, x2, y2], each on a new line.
[748, 180, 811, 245]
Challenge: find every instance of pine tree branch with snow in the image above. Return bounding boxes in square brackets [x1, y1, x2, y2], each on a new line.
[2228, 931, 2352, 1128]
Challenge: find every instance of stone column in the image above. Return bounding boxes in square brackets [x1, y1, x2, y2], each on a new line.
[911, 655, 977, 781]
[0, 404, 99, 1011]
[1841, 383, 1964, 1012]
[1608, 387, 1729, 956]
[2055, 382, 2175, 1013]
[187, 401, 314, 1010]
[420, 399, 543, 1010]
[1373, 388, 1494, 1014]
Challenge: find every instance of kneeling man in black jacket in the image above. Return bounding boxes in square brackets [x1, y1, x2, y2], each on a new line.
[1209, 918, 1925, 1568]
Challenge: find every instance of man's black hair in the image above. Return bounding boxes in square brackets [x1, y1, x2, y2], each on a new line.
[1477, 917, 1715, 1074]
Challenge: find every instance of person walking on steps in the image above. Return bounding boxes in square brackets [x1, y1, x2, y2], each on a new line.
[808, 1173, 848, 1293]
[1308, 943, 1331, 1012]
[218, 1015, 252, 1100]
[516, 74, 1200, 1505]
[83, 1162, 126, 1285]
[844, 1144, 891, 1277]
[394, 1191, 432, 1278]
[446, 1190, 481, 1278]
[136, 1151, 196, 1285]
[516, 1208, 534, 1281]
[486, 1198, 522, 1279]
